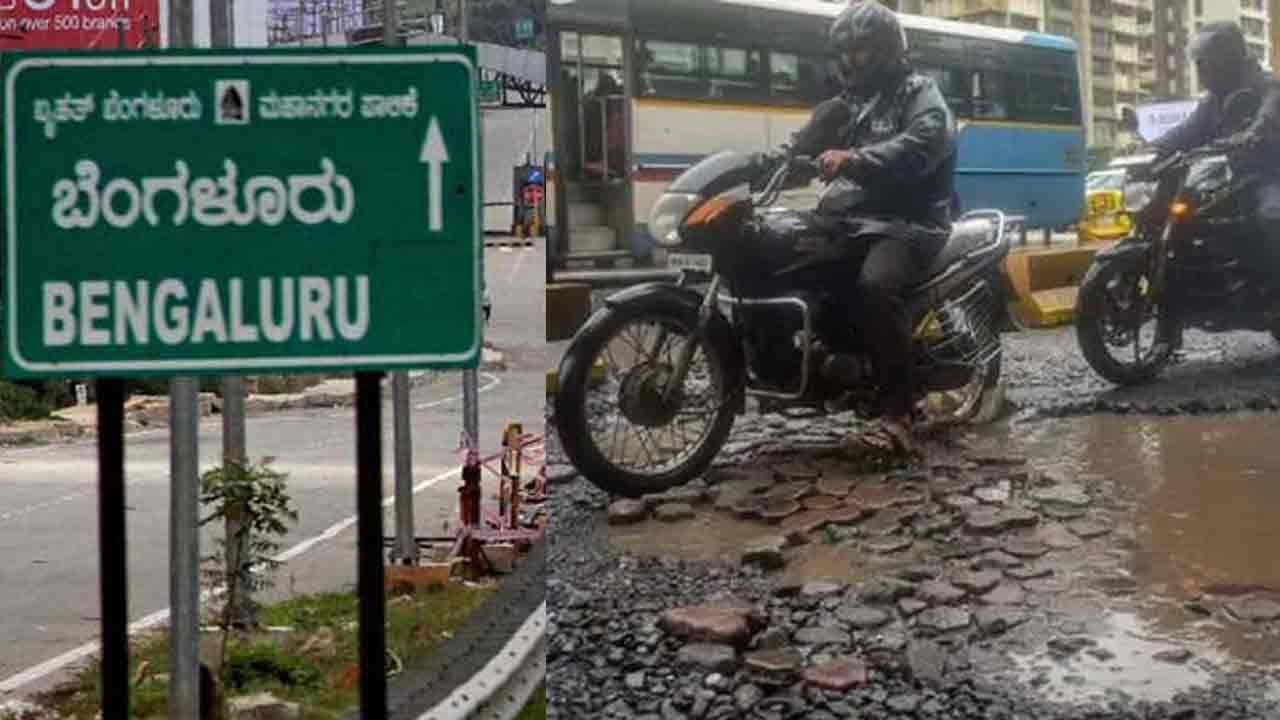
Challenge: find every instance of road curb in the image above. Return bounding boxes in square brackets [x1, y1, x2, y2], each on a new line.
[367, 538, 546, 720]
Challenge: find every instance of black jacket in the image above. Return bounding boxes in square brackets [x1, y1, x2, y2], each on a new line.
[806, 68, 958, 240]
[1152, 60, 1280, 174]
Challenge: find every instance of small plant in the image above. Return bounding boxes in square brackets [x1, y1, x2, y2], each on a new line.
[0, 381, 52, 423]
[199, 457, 298, 689]
[225, 642, 321, 692]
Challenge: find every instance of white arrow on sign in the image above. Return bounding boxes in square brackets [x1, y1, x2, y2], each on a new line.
[420, 116, 450, 232]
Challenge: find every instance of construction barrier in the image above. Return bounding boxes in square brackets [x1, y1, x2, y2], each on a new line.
[1004, 243, 1100, 328]
[382, 423, 544, 586]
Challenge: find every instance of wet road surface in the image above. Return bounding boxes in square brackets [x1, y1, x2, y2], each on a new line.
[603, 410, 1280, 706]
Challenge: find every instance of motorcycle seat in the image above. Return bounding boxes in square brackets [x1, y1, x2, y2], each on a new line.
[922, 217, 999, 279]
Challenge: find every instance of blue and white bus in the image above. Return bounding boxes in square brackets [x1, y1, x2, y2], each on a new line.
[545, 0, 1086, 271]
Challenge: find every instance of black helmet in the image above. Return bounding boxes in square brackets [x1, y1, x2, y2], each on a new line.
[829, 1, 908, 95]
[1189, 21, 1249, 95]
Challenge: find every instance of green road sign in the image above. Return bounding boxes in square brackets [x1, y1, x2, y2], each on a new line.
[479, 79, 501, 104]
[514, 18, 535, 41]
[1, 47, 481, 379]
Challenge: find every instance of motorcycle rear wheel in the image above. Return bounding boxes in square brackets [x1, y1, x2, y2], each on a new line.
[553, 303, 738, 499]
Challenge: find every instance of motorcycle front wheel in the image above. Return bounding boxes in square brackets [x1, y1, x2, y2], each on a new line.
[1076, 259, 1173, 385]
[553, 302, 738, 498]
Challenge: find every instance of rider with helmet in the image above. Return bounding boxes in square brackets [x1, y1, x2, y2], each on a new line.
[1150, 21, 1280, 328]
[795, 1, 958, 455]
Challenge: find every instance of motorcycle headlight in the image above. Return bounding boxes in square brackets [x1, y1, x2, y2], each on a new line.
[1123, 181, 1156, 213]
[648, 193, 699, 247]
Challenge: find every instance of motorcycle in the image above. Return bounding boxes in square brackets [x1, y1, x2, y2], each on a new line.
[551, 113, 1014, 498]
[1075, 87, 1273, 385]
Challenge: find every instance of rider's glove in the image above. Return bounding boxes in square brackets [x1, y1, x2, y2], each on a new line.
[1221, 131, 1262, 167]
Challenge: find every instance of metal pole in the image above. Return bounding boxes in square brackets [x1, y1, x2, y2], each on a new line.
[390, 372, 419, 564]
[384, 0, 399, 43]
[97, 379, 128, 720]
[165, 5, 199, 714]
[210, 0, 230, 46]
[169, 378, 201, 719]
[463, 368, 480, 447]
[355, 372, 388, 719]
[220, 376, 249, 626]
[170, 0, 192, 47]
[459, 0, 479, 453]
[383, 0, 419, 572]
[210, 0, 252, 634]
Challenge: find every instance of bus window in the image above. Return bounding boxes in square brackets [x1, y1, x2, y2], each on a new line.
[703, 46, 764, 102]
[919, 65, 972, 118]
[580, 34, 624, 67]
[636, 40, 706, 99]
[770, 52, 803, 104]
[1024, 73, 1080, 124]
[972, 69, 1009, 120]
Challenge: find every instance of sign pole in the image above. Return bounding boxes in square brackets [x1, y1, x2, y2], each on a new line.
[355, 372, 387, 718]
[459, 5, 481, 452]
[96, 378, 128, 720]
[169, 377, 201, 718]
[209, 0, 253, 631]
[391, 371, 419, 565]
[164, 3, 201, 716]
[384, 0, 419, 569]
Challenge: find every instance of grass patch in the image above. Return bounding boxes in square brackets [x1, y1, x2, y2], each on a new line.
[30, 582, 495, 719]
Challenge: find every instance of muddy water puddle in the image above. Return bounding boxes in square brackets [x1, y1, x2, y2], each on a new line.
[970, 412, 1280, 701]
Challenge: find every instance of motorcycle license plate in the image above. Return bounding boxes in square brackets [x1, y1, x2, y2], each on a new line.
[668, 253, 713, 273]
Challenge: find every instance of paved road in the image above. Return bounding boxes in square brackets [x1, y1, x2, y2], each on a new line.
[0, 243, 545, 698]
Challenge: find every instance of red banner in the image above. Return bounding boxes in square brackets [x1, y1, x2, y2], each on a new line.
[0, 0, 160, 50]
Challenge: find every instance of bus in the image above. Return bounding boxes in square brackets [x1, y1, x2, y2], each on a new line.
[545, 0, 1085, 275]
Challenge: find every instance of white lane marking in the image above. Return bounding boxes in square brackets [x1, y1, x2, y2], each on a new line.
[508, 244, 530, 287]
[0, 463, 464, 695]
[415, 372, 501, 411]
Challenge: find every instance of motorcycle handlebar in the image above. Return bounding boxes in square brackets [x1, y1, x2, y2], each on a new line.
[1148, 143, 1232, 179]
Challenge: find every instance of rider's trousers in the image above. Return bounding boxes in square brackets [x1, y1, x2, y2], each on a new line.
[827, 233, 944, 419]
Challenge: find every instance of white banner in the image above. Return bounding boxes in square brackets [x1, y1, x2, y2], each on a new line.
[1136, 100, 1198, 142]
